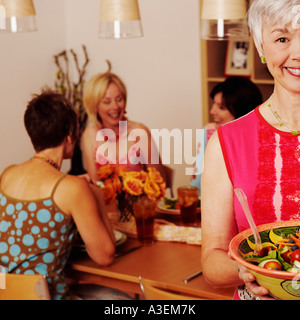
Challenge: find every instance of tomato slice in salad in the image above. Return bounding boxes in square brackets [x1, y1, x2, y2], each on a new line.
[263, 260, 282, 270]
[282, 250, 292, 263]
[290, 249, 300, 263]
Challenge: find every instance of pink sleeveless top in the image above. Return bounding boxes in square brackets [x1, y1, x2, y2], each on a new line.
[93, 126, 146, 172]
[218, 107, 300, 232]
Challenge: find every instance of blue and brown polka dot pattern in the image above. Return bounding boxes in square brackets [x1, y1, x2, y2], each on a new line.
[0, 176, 76, 300]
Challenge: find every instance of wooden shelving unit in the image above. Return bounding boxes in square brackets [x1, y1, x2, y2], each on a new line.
[200, 0, 274, 124]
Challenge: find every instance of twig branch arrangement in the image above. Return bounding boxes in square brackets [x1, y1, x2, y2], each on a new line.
[54, 45, 89, 138]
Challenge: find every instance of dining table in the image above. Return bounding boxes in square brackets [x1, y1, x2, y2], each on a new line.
[66, 207, 236, 300]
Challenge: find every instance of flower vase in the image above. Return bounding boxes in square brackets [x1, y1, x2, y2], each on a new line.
[117, 193, 136, 222]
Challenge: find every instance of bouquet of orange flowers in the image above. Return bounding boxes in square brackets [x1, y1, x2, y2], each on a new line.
[97, 164, 166, 221]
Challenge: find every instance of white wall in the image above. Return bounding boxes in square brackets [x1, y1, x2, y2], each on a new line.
[0, 0, 67, 169]
[0, 0, 202, 192]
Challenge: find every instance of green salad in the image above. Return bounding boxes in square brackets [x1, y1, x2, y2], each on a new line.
[244, 232, 300, 273]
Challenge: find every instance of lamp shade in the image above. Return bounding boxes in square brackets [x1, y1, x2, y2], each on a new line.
[99, 0, 143, 39]
[200, 0, 249, 40]
[0, 0, 37, 33]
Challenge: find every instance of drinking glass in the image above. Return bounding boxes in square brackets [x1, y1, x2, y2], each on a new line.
[133, 196, 156, 244]
[177, 186, 199, 226]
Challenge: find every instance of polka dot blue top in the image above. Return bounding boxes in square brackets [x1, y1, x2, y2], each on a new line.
[0, 174, 76, 300]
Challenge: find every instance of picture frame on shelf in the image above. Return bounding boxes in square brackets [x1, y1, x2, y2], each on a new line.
[225, 41, 251, 77]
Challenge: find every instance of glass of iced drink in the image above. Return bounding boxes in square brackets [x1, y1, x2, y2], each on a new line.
[133, 196, 156, 244]
[177, 186, 199, 226]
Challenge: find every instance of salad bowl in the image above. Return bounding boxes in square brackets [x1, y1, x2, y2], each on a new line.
[229, 220, 300, 300]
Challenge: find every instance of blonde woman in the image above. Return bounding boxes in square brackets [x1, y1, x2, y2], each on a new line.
[81, 62, 165, 182]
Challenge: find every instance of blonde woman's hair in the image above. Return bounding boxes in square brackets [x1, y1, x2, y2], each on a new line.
[248, 0, 300, 52]
[83, 61, 127, 128]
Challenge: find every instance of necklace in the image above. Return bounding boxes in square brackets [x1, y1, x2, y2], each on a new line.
[32, 155, 59, 170]
[267, 102, 300, 136]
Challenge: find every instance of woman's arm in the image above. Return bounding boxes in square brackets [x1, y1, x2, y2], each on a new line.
[88, 183, 115, 242]
[201, 132, 271, 298]
[57, 176, 115, 266]
[201, 131, 241, 288]
[80, 127, 98, 181]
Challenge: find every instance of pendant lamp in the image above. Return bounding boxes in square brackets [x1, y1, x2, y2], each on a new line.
[200, 0, 249, 40]
[99, 0, 143, 39]
[0, 0, 37, 33]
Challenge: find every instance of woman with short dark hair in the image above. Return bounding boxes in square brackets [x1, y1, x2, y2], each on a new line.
[0, 91, 116, 300]
[191, 76, 262, 194]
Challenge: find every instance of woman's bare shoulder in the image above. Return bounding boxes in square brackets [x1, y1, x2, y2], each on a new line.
[205, 130, 223, 160]
[82, 125, 98, 138]
[55, 174, 92, 204]
[127, 119, 147, 129]
[127, 120, 150, 135]
[60, 174, 90, 193]
[0, 165, 19, 188]
[81, 126, 99, 151]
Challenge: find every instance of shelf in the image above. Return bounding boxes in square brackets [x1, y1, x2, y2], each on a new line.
[207, 77, 226, 82]
[201, 37, 274, 124]
[206, 41, 227, 79]
[200, 0, 274, 124]
[252, 79, 274, 85]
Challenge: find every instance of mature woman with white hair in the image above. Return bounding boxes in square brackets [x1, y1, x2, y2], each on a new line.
[201, 0, 300, 300]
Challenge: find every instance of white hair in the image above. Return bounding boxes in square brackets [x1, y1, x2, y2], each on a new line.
[248, 0, 300, 52]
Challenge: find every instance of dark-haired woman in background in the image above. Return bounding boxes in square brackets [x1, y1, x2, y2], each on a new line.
[191, 76, 262, 194]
